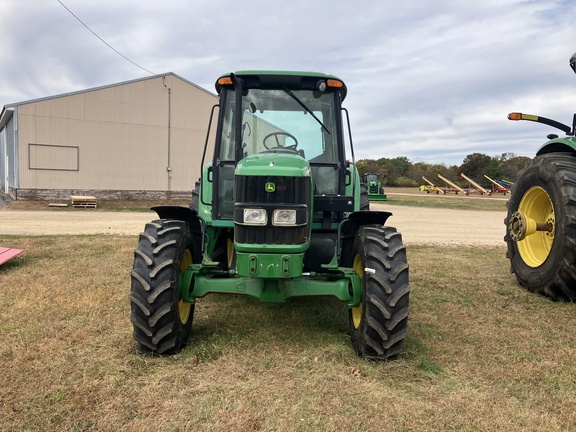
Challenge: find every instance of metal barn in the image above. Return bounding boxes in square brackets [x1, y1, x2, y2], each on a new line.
[0, 73, 217, 200]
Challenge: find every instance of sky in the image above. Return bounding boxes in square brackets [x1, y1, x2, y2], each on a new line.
[1, 0, 576, 167]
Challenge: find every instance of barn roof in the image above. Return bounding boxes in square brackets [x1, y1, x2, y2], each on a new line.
[0, 72, 216, 130]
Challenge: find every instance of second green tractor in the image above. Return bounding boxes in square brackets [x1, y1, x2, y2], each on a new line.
[506, 52, 576, 300]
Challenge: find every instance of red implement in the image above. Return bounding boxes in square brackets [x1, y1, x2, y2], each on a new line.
[0, 247, 24, 265]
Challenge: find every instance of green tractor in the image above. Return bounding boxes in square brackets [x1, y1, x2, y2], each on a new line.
[505, 52, 576, 300]
[130, 71, 409, 359]
[362, 173, 387, 201]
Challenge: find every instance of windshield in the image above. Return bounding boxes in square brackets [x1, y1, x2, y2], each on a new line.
[218, 88, 338, 163]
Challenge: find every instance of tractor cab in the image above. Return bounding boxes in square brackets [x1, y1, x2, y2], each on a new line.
[208, 71, 352, 222]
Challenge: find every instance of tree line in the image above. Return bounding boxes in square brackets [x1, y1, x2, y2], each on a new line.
[356, 152, 530, 188]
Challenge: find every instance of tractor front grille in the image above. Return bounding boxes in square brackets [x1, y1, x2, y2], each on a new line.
[235, 176, 311, 245]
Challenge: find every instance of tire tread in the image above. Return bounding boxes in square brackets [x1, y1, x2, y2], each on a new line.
[130, 219, 195, 354]
[349, 225, 410, 359]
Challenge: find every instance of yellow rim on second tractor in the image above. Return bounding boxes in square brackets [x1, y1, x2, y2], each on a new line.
[178, 248, 193, 324]
[351, 254, 363, 329]
[517, 186, 555, 267]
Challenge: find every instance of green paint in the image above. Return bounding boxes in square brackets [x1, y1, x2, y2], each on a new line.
[537, 137, 576, 155]
[182, 265, 361, 307]
[235, 153, 311, 177]
[235, 252, 303, 278]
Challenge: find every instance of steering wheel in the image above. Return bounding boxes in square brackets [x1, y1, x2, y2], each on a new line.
[263, 132, 299, 151]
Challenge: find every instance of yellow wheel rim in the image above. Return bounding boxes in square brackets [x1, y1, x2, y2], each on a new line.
[517, 186, 555, 267]
[227, 239, 235, 268]
[178, 248, 193, 324]
[351, 254, 363, 329]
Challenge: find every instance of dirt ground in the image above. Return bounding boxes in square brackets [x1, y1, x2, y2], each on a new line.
[371, 202, 506, 246]
[0, 197, 506, 247]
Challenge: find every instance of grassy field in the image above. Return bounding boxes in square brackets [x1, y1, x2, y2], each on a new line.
[1, 234, 574, 431]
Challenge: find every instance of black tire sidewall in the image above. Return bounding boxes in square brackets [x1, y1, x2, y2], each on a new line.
[170, 221, 195, 344]
[349, 228, 370, 342]
[360, 183, 370, 211]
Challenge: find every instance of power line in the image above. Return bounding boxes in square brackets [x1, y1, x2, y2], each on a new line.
[57, 0, 156, 75]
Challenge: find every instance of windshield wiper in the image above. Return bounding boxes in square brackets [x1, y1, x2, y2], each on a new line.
[283, 88, 330, 134]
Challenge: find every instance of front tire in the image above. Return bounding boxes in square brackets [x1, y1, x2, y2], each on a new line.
[360, 183, 370, 211]
[349, 226, 410, 359]
[505, 153, 576, 300]
[130, 219, 196, 354]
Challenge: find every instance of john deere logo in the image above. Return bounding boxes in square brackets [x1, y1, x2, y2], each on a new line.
[265, 182, 276, 193]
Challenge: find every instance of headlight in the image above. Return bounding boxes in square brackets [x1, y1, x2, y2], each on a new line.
[273, 209, 297, 226]
[243, 208, 267, 225]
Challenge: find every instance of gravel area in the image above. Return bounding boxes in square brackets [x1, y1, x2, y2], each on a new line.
[371, 203, 506, 246]
[0, 203, 506, 246]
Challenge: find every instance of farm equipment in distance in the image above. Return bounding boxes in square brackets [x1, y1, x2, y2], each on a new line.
[420, 176, 443, 194]
[460, 173, 491, 195]
[130, 70, 410, 359]
[437, 174, 469, 195]
[483, 175, 511, 195]
[504, 51, 576, 300]
[362, 173, 387, 201]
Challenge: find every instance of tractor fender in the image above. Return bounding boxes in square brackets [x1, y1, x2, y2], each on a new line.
[537, 137, 576, 155]
[338, 210, 393, 265]
[151, 205, 204, 234]
[346, 210, 392, 227]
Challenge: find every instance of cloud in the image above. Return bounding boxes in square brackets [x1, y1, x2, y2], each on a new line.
[2, 0, 576, 165]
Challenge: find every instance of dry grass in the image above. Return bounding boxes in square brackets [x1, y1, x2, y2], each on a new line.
[1, 235, 574, 431]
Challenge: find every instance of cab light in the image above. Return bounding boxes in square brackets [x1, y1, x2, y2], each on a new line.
[327, 79, 343, 88]
[218, 76, 233, 86]
[508, 112, 538, 121]
[243, 208, 267, 225]
[273, 209, 297, 226]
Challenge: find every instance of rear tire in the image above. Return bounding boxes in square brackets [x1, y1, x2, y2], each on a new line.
[360, 183, 370, 211]
[349, 226, 410, 359]
[130, 219, 196, 354]
[505, 153, 576, 300]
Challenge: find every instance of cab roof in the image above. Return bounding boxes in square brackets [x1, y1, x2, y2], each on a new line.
[215, 70, 347, 101]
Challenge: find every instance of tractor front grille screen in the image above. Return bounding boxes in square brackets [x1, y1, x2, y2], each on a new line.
[235, 176, 311, 245]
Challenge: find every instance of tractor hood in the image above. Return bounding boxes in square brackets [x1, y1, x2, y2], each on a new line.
[235, 153, 311, 178]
